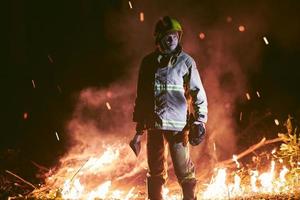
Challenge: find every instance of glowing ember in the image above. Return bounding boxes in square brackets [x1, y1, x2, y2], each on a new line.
[199, 32, 205, 40]
[140, 12, 144, 22]
[239, 25, 245, 32]
[106, 102, 111, 110]
[274, 119, 280, 125]
[31, 79, 36, 88]
[263, 36, 269, 45]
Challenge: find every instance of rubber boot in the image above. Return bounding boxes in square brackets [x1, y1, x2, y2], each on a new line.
[181, 179, 197, 200]
[147, 177, 164, 200]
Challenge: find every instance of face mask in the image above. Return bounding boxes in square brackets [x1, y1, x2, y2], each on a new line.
[159, 32, 179, 54]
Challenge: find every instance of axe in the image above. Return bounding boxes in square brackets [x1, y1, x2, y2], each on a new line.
[129, 134, 142, 157]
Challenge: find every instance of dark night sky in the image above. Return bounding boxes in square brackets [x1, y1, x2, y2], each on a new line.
[4, 0, 300, 168]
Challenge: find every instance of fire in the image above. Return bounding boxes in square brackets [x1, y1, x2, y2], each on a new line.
[163, 186, 181, 200]
[86, 181, 111, 200]
[201, 160, 293, 199]
[250, 170, 259, 192]
[232, 154, 240, 168]
[202, 168, 228, 199]
[61, 178, 84, 199]
[84, 147, 119, 173]
[258, 160, 275, 193]
[28, 137, 298, 199]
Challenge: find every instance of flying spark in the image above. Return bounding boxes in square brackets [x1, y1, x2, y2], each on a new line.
[32, 80, 36, 88]
[140, 12, 144, 22]
[274, 119, 280, 126]
[213, 142, 216, 152]
[199, 32, 205, 40]
[238, 25, 245, 32]
[239, 112, 243, 121]
[57, 85, 62, 93]
[106, 102, 111, 110]
[263, 36, 269, 45]
[23, 112, 28, 120]
[55, 131, 60, 141]
[226, 16, 232, 23]
[256, 91, 261, 98]
[48, 54, 54, 63]
[246, 93, 251, 100]
[128, 1, 132, 9]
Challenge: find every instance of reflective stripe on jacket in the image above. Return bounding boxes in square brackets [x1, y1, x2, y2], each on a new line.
[133, 48, 208, 131]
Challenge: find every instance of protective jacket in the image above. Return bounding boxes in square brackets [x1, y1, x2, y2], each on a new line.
[133, 47, 208, 131]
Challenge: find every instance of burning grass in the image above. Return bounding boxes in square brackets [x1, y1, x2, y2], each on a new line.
[3, 116, 300, 199]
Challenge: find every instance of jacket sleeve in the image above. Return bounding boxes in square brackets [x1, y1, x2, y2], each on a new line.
[187, 58, 208, 123]
[132, 59, 145, 124]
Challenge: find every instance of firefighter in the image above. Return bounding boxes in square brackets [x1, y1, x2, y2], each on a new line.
[131, 16, 208, 200]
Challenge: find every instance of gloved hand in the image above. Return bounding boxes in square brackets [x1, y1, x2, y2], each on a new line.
[189, 122, 206, 146]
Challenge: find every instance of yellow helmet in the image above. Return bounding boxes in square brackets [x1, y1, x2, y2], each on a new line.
[154, 16, 183, 44]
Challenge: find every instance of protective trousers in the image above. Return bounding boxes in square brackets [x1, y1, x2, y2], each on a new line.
[147, 130, 197, 200]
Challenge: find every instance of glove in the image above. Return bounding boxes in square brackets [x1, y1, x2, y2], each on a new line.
[189, 122, 206, 146]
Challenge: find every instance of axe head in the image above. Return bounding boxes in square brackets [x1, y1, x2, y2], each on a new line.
[129, 140, 141, 157]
